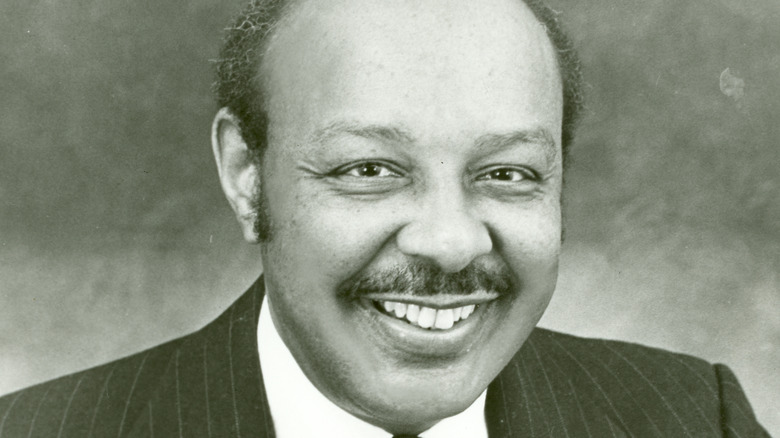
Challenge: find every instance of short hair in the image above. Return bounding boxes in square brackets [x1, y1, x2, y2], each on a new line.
[213, 0, 585, 167]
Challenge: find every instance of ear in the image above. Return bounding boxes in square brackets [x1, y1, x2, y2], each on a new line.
[211, 107, 261, 243]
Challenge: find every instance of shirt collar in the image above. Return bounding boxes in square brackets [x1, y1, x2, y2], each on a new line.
[257, 294, 488, 438]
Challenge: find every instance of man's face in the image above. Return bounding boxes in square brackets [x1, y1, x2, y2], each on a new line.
[258, 0, 562, 433]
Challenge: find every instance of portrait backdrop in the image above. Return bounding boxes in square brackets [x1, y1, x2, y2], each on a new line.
[0, 0, 778, 434]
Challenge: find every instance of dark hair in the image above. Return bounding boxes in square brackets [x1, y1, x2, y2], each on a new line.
[213, 0, 585, 166]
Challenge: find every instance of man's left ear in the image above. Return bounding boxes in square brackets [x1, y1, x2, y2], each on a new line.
[211, 107, 261, 243]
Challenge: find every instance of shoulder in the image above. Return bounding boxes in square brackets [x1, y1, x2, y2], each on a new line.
[526, 327, 719, 388]
[486, 328, 770, 437]
[0, 335, 186, 437]
[0, 278, 264, 438]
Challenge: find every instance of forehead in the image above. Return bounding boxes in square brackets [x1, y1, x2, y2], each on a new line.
[261, 0, 562, 145]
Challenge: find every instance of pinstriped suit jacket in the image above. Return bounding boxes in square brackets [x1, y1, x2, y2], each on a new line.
[0, 277, 770, 437]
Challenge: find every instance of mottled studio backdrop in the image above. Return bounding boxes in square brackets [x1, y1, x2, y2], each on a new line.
[1, 0, 778, 433]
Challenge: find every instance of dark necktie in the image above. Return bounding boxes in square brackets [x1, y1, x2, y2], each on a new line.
[392, 435, 420, 438]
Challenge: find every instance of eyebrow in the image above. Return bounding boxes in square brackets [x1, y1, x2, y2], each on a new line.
[311, 121, 558, 160]
[310, 121, 416, 145]
[474, 128, 558, 162]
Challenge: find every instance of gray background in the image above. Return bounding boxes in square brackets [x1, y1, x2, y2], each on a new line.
[1, 0, 778, 434]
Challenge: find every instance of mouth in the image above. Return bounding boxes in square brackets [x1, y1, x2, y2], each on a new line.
[361, 291, 499, 361]
[359, 291, 501, 357]
[362, 289, 500, 329]
[373, 300, 477, 330]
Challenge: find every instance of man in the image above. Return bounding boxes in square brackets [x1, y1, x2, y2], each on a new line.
[0, 0, 770, 436]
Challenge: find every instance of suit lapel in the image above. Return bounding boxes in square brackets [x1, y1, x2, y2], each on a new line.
[485, 331, 622, 438]
[128, 277, 276, 437]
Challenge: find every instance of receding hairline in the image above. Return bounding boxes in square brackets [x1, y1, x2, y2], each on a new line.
[213, 0, 583, 166]
[254, 0, 563, 101]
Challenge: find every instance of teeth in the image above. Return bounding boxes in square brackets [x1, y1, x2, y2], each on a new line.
[406, 304, 420, 323]
[376, 301, 479, 330]
[417, 307, 436, 329]
[453, 307, 462, 321]
[393, 302, 407, 318]
[434, 309, 454, 330]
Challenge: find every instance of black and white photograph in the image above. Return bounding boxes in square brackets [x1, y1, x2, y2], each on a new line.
[0, 0, 777, 436]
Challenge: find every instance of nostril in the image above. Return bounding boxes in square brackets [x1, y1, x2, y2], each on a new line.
[396, 215, 492, 272]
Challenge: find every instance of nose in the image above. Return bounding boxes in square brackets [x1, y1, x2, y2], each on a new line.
[396, 194, 493, 273]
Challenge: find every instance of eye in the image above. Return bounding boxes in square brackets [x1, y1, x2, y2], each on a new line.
[476, 167, 535, 182]
[342, 162, 401, 178]
[324, 160, 408, 195]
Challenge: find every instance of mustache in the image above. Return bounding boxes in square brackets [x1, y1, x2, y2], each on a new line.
[338, 262, 514, 300]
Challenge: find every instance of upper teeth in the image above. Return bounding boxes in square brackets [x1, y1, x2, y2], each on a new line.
[379, 301, 477, 330]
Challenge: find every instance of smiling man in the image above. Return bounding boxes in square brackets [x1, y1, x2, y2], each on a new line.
[226, 0, 566, 433]
[0, 0, 770, 437]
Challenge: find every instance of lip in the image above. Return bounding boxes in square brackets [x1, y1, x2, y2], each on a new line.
[358, 295, 499, 358]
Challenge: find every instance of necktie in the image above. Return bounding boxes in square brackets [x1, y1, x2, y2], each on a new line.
[392, 435, 420, 438]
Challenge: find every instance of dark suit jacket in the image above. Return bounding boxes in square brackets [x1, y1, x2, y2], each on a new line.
[0, 277, 770, 437]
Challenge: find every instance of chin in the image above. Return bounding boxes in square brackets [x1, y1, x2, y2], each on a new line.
[357, 390, 478, 435]
[338, 363, 489, 434]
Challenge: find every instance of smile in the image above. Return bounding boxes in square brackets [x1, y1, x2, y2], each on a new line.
[358, 291, 503, 357]
[375, 300, 477, 330]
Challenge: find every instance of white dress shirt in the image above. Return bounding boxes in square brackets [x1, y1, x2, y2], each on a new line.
[257, 295, 488, 438]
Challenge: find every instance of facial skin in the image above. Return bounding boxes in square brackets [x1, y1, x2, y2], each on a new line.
[213, 0, 563, 434]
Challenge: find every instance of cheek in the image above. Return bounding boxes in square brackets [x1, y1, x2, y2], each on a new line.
[491, 201, 561, 287]
[494, 197, 561, 248]
[265, 193, 401, 289]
